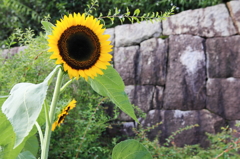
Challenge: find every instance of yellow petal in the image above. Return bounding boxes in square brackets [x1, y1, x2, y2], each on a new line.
[50, 53, 59, 59]
[92, 65, 104, 75]
[84, 69, 94, 79]
[95, 60, 108, 69]
[55, 58, 63, 64]
[69, 69, 79, 79]
[79, 70, 86, 78]
[99, 53, 112, 62]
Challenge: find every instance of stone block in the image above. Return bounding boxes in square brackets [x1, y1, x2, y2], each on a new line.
[121, 122, 136, 136]
[227, 1, 240, 34]
[163, 35, 206, 110]
[104, 28, 115, 46]
[206, 36, 240, 78]
[163, 4, 237, 37]
[138, 38, 167, 85]
[141, 109, 226, 147]
[206, 78, 240, 120]
[126, 85, 155, 113]
[104, 28, 115, 55]
[153, 86, 164, 110]
[1, 46, 27, 59]
[119, 85, 158, 121]
[115, 21, 162, 47]
[114, 46, 139, 85]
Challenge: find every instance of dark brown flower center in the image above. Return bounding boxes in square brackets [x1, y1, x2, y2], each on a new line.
[58, 25, 101, 69]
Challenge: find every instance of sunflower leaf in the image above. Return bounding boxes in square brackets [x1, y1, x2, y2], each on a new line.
[0, 95, 9, 98]
[112, 139, 153, 159]
[87, 66, 137, 121]
[22, 135, 39, 157]
[1, 66, 59, 148]
[41, 21, 55, 35]
[16, 151, 36, 159]
[0, 97, 41, 159]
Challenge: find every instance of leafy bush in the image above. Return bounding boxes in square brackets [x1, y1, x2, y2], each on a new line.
[49, 88, 116, 159]
[131, 123, 240, 159]
[0, 0, 228, 47]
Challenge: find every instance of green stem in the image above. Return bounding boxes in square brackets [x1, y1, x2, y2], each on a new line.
[60, 78, 75, 93]
[35, 121, 43, 150]
[44, 100, 50, 127]
[41, 68, 64, 159]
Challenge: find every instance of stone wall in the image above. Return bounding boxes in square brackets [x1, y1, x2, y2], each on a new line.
[107, 1, 240, 147]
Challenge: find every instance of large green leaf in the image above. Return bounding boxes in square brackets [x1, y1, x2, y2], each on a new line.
[1, 66, 59, 148]
[16, 151, 36, 159]
[0, 97, 45, 159]
[22, 135, 39, 157]
[87, 66, 137, 121]
[112, 139, 153, 159]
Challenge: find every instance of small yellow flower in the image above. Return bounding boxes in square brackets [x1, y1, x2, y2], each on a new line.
[48, 13, 113, 80]
[63, 99, 76, 114]
[52, 99, 77, 131]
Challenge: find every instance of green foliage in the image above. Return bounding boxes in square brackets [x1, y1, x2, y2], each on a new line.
[0, 99, 43, 159]
[0, 0, 89, 46]
[0, 0, 227, 47]
[97, 6, 174, 27]
[0, 30, 53, 95]
[49, 87, 117, 159]
[1, 66, 59, 148]
[0, 29, 52, 158]
[22, 135, 39, 157]
[0, 28, 120, 159]
[130, 123, 240, 159]
[16, 151, 36, 159]
[112, 139, 153, 159]
[88, 66, 138, 122]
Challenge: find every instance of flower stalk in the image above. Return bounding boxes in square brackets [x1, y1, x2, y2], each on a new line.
[60, 78, 75, 93]
[41, 68, 64, 159]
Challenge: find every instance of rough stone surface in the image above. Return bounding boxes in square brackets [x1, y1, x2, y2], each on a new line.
[162, 4, 237, 37]
[138, 38, 167, 85]
[206, 78, 240, 120]
[153, 86, 164, 109]
[1, 46, 27, 58]
[126, 85, 155, 113]
[119, 85, 156, 121]
[206, 35, 240, 78]
[115, 21, 162, 47]
[227, 1, 240, 34]
[141, 109, 226, 147]
[163, 35, 206, 110]
[121, 122, 136, 136]
[114, 46, 139, 85]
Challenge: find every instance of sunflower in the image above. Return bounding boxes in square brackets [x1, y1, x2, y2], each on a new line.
[48, 13, 113, 80]
[52, 99, 77, 131]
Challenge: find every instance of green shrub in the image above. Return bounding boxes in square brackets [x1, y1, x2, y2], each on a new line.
[0, 0, 228, 47]
[49, 88, 116, 159]
[131, 123, 240, 159]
